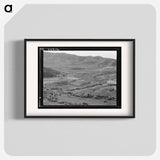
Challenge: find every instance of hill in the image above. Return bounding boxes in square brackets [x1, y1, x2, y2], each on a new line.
[43, 67, 62, 78]
[42, 52, 117, 106]
[43, 52, 116, 72]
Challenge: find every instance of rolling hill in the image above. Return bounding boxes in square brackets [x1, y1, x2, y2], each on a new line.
[42, 52, 117, 106]
[43, 52, 116, 72]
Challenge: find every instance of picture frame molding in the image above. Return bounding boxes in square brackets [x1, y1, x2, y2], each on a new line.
[24, 39, 135, 118]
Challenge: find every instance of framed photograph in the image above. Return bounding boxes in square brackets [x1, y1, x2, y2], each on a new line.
[25, 39, 135, 118]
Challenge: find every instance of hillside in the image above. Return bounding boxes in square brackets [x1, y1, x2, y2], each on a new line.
[42, 52, 117, 106]
[43, 52, 116, 72]
[43, 67, 61, 77]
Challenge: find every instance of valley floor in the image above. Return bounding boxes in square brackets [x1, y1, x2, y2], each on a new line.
[43, 75, 116, 107]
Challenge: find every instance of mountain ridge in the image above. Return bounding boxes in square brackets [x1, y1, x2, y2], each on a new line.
[44, 52, 116, 70]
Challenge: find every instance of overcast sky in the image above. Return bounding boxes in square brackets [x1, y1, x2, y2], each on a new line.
[44, 50, 117, 59]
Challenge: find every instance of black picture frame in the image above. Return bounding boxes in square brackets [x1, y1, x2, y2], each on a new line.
[24, 39, 135, 118]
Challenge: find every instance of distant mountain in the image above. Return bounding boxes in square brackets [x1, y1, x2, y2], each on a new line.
[43, 52, 116, 71]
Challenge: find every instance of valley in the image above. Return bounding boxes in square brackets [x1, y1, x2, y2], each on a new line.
[42, 52, 117, 107]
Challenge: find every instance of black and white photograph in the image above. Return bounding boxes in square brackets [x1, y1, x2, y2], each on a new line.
[25, 39, 135, 117]
[38, 47, 121, 108]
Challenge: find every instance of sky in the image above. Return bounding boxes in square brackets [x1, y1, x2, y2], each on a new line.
[44, 50, 117, 59]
